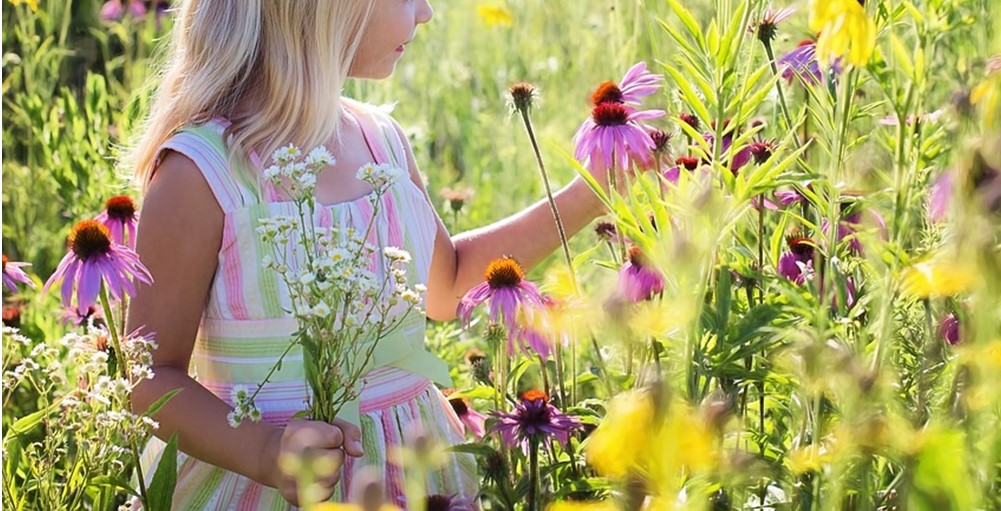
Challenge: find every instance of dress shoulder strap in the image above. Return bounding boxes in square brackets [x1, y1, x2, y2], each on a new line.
[154, 119, 261, 213]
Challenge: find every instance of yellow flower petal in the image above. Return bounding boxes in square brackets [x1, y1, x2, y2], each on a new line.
[476, 4, 514, 27]
[901, 260, 976, 298]
[585, 389, 656, 478]
[810, 0, 875, 67]
[548, 501, 618, 511]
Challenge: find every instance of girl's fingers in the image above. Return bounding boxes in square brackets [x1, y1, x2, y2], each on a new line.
[332, 419, 365, 457]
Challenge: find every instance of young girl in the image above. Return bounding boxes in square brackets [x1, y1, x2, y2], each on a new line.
[126, 1, 607, 508]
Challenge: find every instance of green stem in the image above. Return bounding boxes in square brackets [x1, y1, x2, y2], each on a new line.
[528, 437, 540, 511]
[98, 287, 128, 379]
[518, 108, 578, 293]
[762, 39, 800, 147]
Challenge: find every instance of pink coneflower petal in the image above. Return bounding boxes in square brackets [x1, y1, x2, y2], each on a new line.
[618, 61, 663, 105]
[776, 190, 805, 206]
[929, 171, 953, 222]
[42, 220, 153, 313]
[2, 256, 35, 292]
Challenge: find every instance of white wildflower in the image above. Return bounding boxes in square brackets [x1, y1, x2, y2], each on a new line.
[273, 144, 301, 165]
[383, 247, 411, 263]
[305, 146, 335, 168]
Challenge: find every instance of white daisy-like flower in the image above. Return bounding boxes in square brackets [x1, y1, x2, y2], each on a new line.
[305, 146, 335, 168]
[273, 144, 301, 164]
[383, 247, 411, 263]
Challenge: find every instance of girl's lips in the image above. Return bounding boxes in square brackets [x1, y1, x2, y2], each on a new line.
[396, 44, 406, 52]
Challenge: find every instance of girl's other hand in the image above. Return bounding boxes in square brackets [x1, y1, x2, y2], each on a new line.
[262, 418, 365, 506]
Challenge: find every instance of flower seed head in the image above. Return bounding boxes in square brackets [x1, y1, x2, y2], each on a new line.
[591, 80, 624, 106]
[105, 196, 137, 222]
[676, 156, 700, 170]
[650, 129, 672, 154]
[68, 220, 112, 261]
[484, 257, 524, 289]
[509, 82, 537, 113]
[521, 388, 548, 403]
[678, 113, 700, 131]
[591, 102, 630, 126]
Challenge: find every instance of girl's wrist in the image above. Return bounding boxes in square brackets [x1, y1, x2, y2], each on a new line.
[257, 425, 284, 488]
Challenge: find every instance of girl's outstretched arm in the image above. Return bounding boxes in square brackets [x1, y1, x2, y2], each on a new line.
[389, 122, 606, 321]
[127, 153, 362, 506]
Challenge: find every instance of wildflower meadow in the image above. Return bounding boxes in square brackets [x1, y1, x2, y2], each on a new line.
[3, 0, 1001, 510]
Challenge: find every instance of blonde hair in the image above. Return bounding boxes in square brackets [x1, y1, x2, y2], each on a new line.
[123, 0, 376, 193]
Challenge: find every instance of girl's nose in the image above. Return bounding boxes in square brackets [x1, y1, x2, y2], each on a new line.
[417, 0, 433, 25]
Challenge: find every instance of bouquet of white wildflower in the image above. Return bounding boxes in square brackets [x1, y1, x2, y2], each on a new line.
[233, 144, 425, 426]
[3, 324, 169, 510]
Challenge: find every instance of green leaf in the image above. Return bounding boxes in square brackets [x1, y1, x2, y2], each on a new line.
[146, 433, 179, 511]
[9, 399, 60, 435]
[449, 442, 499, 458]
[143, 388, 183, 418]
[448, 386, 497, 401]
[665, 65, 714, 131]
[665, 0, 706, 52]
[90, 476, 141, 499]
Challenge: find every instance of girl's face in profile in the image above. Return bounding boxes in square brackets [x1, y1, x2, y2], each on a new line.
[349, 0, 434, 79]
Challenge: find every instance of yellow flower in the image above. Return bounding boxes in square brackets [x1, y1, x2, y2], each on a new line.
[8, 0, 39, 11]
[809, 0, 876, 68]
[548, 501, 619, 511]
[786, 443, 832, 474]
[584, 389, 657, 478]
[901, 260, 976, 298]
[476, 4, 514, 27]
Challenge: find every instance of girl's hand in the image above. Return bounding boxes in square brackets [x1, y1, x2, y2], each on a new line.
[261, 418, 365, 506]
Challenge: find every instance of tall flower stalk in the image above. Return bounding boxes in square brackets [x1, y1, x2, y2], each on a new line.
[509, 83, 579, 293]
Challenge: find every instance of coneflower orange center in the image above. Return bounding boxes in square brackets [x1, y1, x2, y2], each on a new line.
[591, 81, 623, 106]
[2, 254, 7, 270]
[677, 156, 700, 170]
[68, 220, 112, 261]
[627, 246, 649, 267]
[788, 237, 814, 258]
[105, 196, 137, 222]
[522, 389, 548, 402]
[591, 102, 630, 126]
[485, 257, 524, 288]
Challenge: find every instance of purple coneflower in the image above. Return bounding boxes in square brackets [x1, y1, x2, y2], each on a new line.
[61, 303, 105, 328]
[100, 0, 146, 22]
[573, 102, 665, 173]
[457, 257, 544, 334]
[663, 156, 701, 184]
[777, 237, 816, 284]
[939, 313, 960, 346]
[95, 195, 139, 248]
[775, 189, 805, 206]
[445, 393, 488, 440]
[618, 247, 665, 302]
[513, 324, 557, 362]
[590, 61, 663, 108]
[426, 494, 477, 511]
[2, 254, 35, 293]
[491, 390, 581, 449]
[43, 220, 153, 314]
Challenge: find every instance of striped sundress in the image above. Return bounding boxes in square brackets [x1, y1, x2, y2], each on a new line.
[137, 99, 479, 510]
